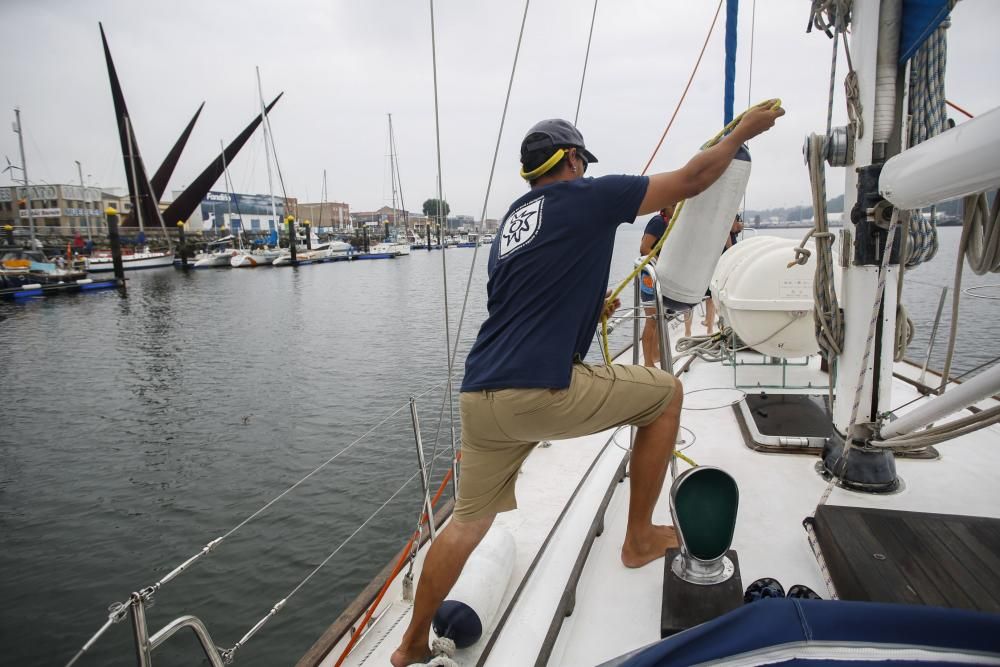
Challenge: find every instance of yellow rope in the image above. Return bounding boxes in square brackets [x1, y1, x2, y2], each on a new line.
[674, 450, 698, 467]
[600, 98, 782, 364]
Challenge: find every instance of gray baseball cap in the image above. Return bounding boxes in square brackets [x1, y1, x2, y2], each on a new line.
[520, 119, 598, 164]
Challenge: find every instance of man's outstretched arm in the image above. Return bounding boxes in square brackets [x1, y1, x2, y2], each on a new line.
[637, 103, 784, 216]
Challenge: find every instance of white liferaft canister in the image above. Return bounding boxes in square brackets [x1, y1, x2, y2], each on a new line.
[713, 235, 841, 358]
[432, 525, 515, 648]
[656, 144, 751, 305]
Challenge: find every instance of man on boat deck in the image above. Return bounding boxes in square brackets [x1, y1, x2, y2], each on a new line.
[392, 104, 783, 667]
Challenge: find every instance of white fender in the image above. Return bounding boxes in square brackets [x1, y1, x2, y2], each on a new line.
[432, 525, 515, 648]
[656, 144, 752, 305]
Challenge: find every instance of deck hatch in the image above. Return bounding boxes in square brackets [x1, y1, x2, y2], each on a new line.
[813, 505, 1000, 612]
[735, 392, 833, 452]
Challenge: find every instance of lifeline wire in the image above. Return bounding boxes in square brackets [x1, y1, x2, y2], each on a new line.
[681, 386, 747, 411]
[64, 390, 439, 667]
[220, 448, 446, 662]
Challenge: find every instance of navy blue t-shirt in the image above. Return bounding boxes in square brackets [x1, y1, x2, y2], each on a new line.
[461, 174, 649, 392]
[643, 214, 667, 241]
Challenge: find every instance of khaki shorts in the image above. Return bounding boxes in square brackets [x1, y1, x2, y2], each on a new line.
[454, 362, 677, 522]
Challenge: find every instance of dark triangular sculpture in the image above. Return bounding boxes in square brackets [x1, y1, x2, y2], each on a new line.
[100, 22, 161, 229]
[150, 102, 204, 203]
[100, 22, 282, 231]
[160, 93, 282, 228]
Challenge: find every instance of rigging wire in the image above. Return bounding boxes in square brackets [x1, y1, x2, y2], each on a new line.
[426, 0, 461, 490]
[640, 0, 725, 176]
[574, 0, 599, 126]
[424, 0, 534, 489]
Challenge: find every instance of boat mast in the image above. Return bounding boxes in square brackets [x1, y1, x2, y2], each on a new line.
[220, 139, 240, 250]
[389, 114, 409, 239]
[124, 115, 145, 235]
[387, 113, 399, 241]
[256, 67, 279, 233]
[13, 108, 36, 248]
[75, 160, 90, 239]
[319, 169, 326, 235]
[831, 0, 902, 437]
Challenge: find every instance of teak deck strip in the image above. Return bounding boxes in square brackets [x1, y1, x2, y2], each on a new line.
[814, 505, 1000, 612]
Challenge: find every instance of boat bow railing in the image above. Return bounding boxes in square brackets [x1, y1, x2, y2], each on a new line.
[64, 377, 460, 667]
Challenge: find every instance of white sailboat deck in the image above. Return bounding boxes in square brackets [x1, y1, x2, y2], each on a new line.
[325, 318, 1000, 667]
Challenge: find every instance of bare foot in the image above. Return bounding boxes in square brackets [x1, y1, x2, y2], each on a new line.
[621, 525, 679, 568]
[390, 645, 430, 667]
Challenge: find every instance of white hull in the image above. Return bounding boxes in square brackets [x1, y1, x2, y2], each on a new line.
[230, 250, 281, 268]
[369, 242, 408, 257]
[193, 251, 238, 268]
[85, 252, 174, 272]
[322, 324, 1000, 667]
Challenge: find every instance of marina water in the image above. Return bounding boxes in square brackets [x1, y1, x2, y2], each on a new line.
[1, 225, 996, 666]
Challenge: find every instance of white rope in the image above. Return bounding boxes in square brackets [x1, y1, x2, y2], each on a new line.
[940, 190, 1000, 383]
[847, 211, 901, 429]
[796, 134, 843, 361]
[426, 637, 459, 666]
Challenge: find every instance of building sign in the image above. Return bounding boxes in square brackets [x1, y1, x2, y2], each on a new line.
[15, 185, 59, 200]
[64, 208, 99, 217]
[20, 208, 61, 218]
[199, 191, 284, 232]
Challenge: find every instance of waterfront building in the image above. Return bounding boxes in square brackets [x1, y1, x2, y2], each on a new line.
[0, 184, 128, 238]
[351, 205, 409, 227]
[176, 190, 299, 234]
[296, 201, 352, 233]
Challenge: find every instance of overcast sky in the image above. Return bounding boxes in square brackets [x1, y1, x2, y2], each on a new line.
[1, 0, 997, 219]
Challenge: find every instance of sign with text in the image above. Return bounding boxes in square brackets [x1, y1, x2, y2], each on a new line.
[20, 208, 61, 218]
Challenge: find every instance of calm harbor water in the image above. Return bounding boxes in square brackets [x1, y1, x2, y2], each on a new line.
[2, 225, 998, 666]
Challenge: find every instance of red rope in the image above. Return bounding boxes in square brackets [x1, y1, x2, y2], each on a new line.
[946, 99, 974, 119]
[641, 0, 725, 176]
[334, 454, 460, 666]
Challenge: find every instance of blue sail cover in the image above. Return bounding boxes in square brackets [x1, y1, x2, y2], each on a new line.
[723, 0, 738, 125]
[253, 229, 278, 246]
[615, 599, 1000, 666]
[899, 0, 951, 63]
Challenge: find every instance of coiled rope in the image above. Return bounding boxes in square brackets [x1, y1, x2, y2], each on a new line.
[940, 189, 1000, 383]
[902, 11, 951, 272]
[600, 98, 783, 364]
[794, 134, 843, 362]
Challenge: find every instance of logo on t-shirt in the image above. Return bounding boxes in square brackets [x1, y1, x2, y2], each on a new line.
[499, 196, 543, 259]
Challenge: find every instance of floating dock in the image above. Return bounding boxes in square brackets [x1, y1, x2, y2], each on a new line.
[0, 277, 123, 300]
